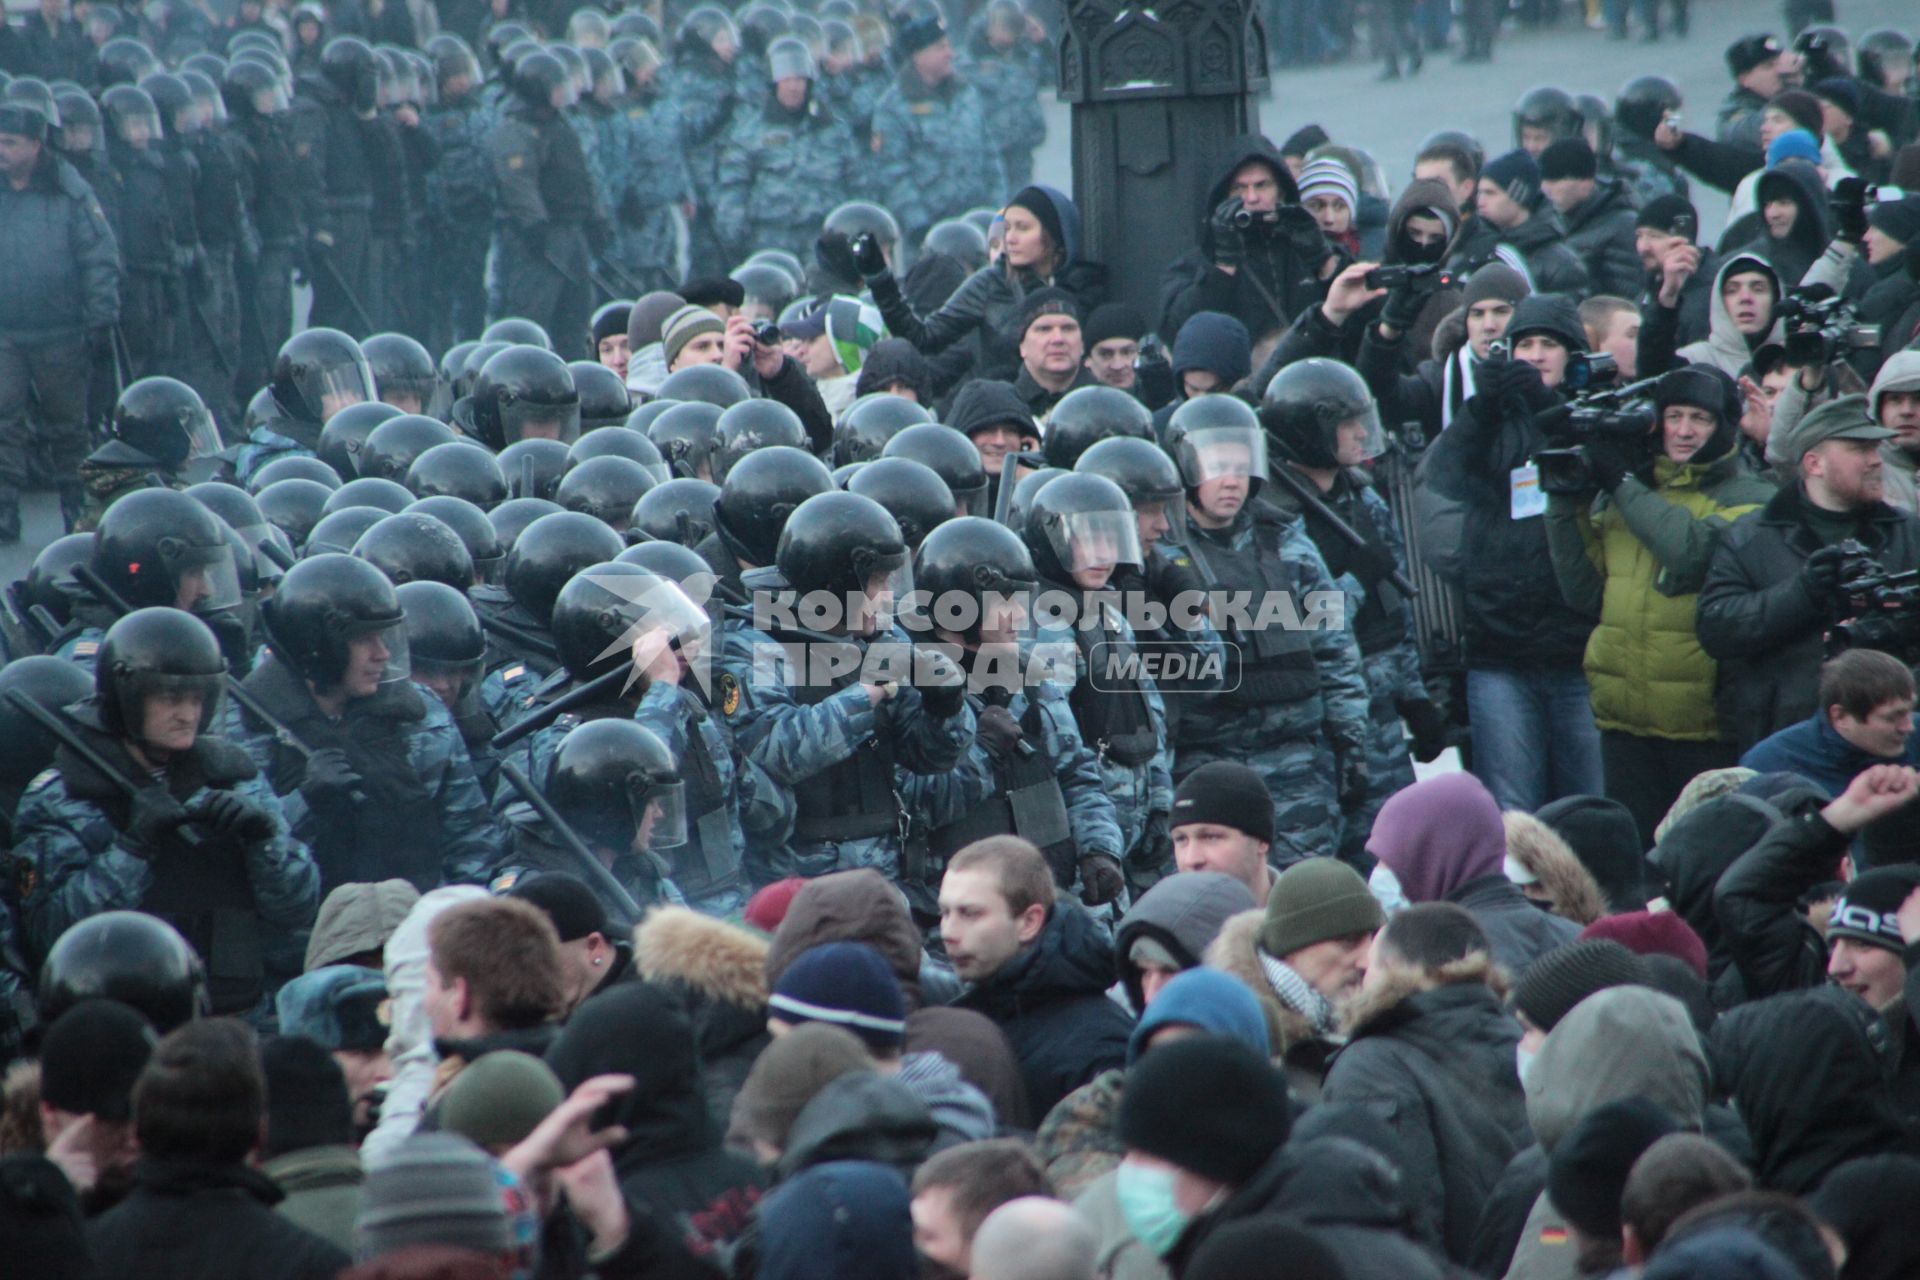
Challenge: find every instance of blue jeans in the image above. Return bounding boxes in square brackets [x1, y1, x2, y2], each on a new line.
[1466, 667, 1604, 812]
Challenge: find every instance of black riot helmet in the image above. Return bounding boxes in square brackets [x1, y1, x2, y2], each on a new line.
[1260, 358, 1385, 470]
[1162, 394, 1267, 499]
[546, 719, 686, 853]
[261, 553, 410, 690]
[483, 317, 554, 350]
[1022, 472, 1143, 587]
[555, 456, 658, 533]
[138, 72, 195, 135]
[352, 512, 476, 590]
[654, 363, 751, 409]
[833, 393, 931, 467]
[250, 456, 343, 494]
[407, 441, 509, 510]
[39, 911, 207, 1033]
[180, 69, 225, 129]
[488, 496, 564, 551]
[396, 579, 486, 698]
[7, 77, 59, 131]
[322, 476, 416, 516]
[715, 446, 834, 568]
[98, 36, 163, 89]
[731, 263, 799, 319]
[1512, 85, 1582, 150]
[1573, 93, 1613, 157]
[1858, 29, 1914, 91]
[472, 346, 580, 451]
[303, 506, 386, 558]
[569, 427, 667, 483]
[504, 511, 626, 625]
[499, 437, 573, 501]
[567, 361, 632, 432]
[512, 49, 574, 108]
[0, 657, 93, 803]
[1075, 437, 1187, 545]
[23, 533, 95, 628]
[96, 606, 228, 743]
[714, 399, 807, 481]
[1615, 75, 1681, 142]
[222, 58, 286, 120]
[550, 562, 710, 683]
[485, 19, 534, 66]
[254, 478, 336, 550]
[408, 496, 505, 583]
[881, 423, 989, 517]
[110, 377, 221, 470]
[361, 332, 438, 412]
[317, 400, 403, 478]
[846, 457, 954, 553]
[647, 401, 725, 481]
[776, 491, 909, 623]
[624, 399, 680, 436]
[1006, 467, 1066, 533]
[187, 482, 293, 580]
[922, 219, 990, 273]
[321, 36, 380, 113]
[92, 489, 243, 614]
[629, 478, 721, 547]
[1794, 26, 1852, 83]
[433, 341, 476, 418]
[1041, 385, 1154, 470]
[452, 341, 508, 405]
[272, 328, 375, 426]
[823, 200, 901, 259]
[616, 537, 712, 588]
[745, 250, 809, 292]
[359, 414, 457, 483]
[100, 83, 160, 148]
[912, 516, 1038, 643]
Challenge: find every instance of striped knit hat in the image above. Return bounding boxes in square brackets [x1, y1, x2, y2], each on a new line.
[769, 940, 908, 1050]
[1296, 157, 1359, 215]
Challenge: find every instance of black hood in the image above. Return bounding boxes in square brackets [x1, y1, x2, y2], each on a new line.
[964, 899, 1118, 1015]
[1650, 790, 1817, 975]
[544, 981, 718, 1168]
[1197, 134, 1301, 252]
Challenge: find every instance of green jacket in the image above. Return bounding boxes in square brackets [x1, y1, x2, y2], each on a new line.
[1547, 444, 1776, 741]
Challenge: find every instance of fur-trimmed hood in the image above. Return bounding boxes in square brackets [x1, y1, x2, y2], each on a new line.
[633, 906, 769, 1010]
[1205, 909, 1329, 1071]
[1501, 812, 1610, 926]
[1341, 951, 1507, 1039]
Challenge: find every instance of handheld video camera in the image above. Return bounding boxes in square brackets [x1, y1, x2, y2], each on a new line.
[1530, 373, 1661, 495]
[1778, 287, 1881, 367]
[1828, 539, 1920, 663]
[1364, 262, 1458, 291]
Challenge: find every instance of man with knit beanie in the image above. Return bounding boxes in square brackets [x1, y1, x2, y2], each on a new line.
[1169, 762, 1279, 903]
[1511, 937, 1653, 1061]
[1540, 138, 1642, 299]
[1449, 149, 1592, 298]
[1579, 910, 1710, 979]
[1350, 260, 1529, 441]
[1081, 302, 1152, 399]
[1368, 775, 1579, 975]
[1014, 287, 1097, 421]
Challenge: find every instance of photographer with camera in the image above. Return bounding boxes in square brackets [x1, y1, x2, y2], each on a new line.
[1699, 395, 1920, 753]
[657, 304, 834, 454]
[1544, 365, 1778, 844]
[1160, 136, 1340, 347]
[780, 295, 885, 420]
[1421, 296, 1602, 812]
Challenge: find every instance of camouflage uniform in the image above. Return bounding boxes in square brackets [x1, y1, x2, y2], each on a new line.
[716, 619, 976, 881]
[666, 48, 739, 275]
[961, 35, 1047, 194]
[1170, 507, 1372, 867]
[611, 88, 693, 293]
[229, 413, 320, 488]
[422, 90, 496, 348]
[897, 651, 1123, 899]
[713, 93, 860, 263]
[868, 66, 1007, 244]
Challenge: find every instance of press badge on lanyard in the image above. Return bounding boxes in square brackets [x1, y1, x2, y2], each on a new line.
[1510, 464, 1545, 520]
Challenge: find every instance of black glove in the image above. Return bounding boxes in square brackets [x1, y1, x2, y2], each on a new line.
[1379, 284, 1427, 333]
[1398, 698, 1449, 763]
[975, 704, 1025, 761]
[1333, 738, 1370, 809]
[1078, 853, 1126, 907]
[1478, 356, 1556, 414]
[1833, 177, 1871, 245]
[1273, 204, 1332, 269]
[1134, 809, 1173, 871]
[1582, 436, 1642, 491]
[190, 790, 279, 842]
[850, 231, 887, 278]
[815, 230, 859, 282]
[1208, 196, 1248, 272]
[125, 786, 190, 854]
[298, 747, 363, 806]
[1801, 544, 1849, 600]
[911, 645, 967, 718]
[1345, 540, 1400, 589]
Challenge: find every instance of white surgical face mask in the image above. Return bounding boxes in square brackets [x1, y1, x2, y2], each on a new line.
[1516, 1044, 1538, 1091]
[1369, 863, 1409, 915]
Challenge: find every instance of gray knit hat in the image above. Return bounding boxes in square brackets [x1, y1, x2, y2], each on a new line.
[354, 1132, 513, 1263]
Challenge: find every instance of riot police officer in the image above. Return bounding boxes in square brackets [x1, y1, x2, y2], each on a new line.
[291, 37, 381, 336]
[17, 607, 320, 1014]
[422, 37, 494, 350]
[397, 578, 495, 795]
[232, 328, 375, 485]
[905, 514, 1125, 907]
[718, 490, 975, 880]
[231, 552, 503, 891]
[712, 37, 858, 264]
[363, 332, 438, 414]
[475, 510, 624, 722]
[224, 58, 308, 395]
[1160, 394, 1372, 868]
[58, 488, 245, 666]
[697, 445, 833, 601]
[1262, 360, 1437, 869]
[74, 377, 225, 532]
[469, 344, 582, 451]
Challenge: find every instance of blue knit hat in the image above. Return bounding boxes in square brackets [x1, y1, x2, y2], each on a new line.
[1766, 129, 1822, 168]
[769, 941, 908, 1050]
[1482, 149, 1541, 208]
[1129, 967, 1272, 1066]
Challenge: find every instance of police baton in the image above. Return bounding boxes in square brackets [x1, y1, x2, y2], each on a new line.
[479, 611, 560, 662]
[992, 450, 1048, 528]
[497, 759, 644, 922]
[312, 252, 378, 335]
[488, 665, 630, 751]
[4, 690, 207, 849]
[187, 294, 238, 385]
[590, 260, 642, 299]
[1263, 462, 1418, 598]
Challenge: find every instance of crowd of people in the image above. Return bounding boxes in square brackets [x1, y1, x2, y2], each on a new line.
[7, 0, 1920, 1278]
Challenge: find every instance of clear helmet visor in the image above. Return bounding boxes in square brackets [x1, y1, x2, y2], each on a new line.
[844, 552, 911, 636]
[1175, 425, 1268, 486]
[113, 107, 161, 145]
[1131, 491, 1188, 549]
[299, 358, 377, 422]
[633, 776, 688, 850]
[162, 538, 243, 614]
[180, 400, 222, 462]
[587, 571, 714, 685]
[952, 481, 990, 518]
[504, 399, 582, 446]
[343, 618, 412, 688]
[1049, 509, 1144, 575]
[1324, 399, 1386, 465]
[255, 84, 290, 115]
[118, 670, 227, 740]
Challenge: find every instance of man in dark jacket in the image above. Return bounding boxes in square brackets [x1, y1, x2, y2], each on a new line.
[0, 99, 119, 541]
[1635, 195, 1716, 349]
[289, 39, 380, 337]
[86, 1019, 349, 1280]
[1447, 150, 1591, 300]
[1160, 135, 1334, 346]
[1541, 138, 1642, 301]
[940, 836, 1134, 1116]
[1741, 649, 1920, 799]
[1698, 395, 1920, 751]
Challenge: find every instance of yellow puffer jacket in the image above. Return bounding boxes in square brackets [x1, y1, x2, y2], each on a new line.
[1547, 444, 1777, 740]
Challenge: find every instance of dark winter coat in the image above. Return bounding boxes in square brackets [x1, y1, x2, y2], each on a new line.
[86, 1158, 348, 1280]
[1320, 956, 1530, 1264]
[1559, 178, 1644, 300]
[1448, 208, 1592, 298]
[0, 148, 120, 340]
[631, 906, 772, 1139]
[1697, 481, 1920, 750]
[956, 899, 1135, 1117]
[1448, 874, 1580, 978]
